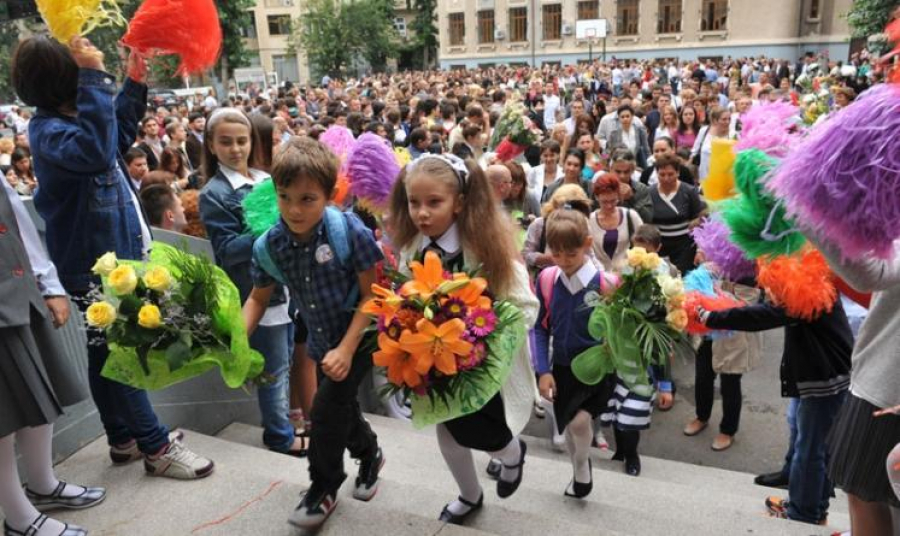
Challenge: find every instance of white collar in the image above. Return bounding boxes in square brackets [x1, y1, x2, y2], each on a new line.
[220, 164, 269, 190]
[558, 261, 599, 295]
[419, 222, 461, 255]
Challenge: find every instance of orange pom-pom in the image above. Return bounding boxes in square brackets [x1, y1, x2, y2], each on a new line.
[757, 249, 836, 321]
[121, 0, 222, 76]
[332, 173, 350, 207]
[684, 291, 744, 335]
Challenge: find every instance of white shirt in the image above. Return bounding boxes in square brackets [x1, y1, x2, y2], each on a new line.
[557, 260, 599, 295]
[219, 165, 291, 326]
[544, 95, 561, 129]
[119, 162, 153, 258]
[418, 222, 461, 257]
[620, 126, 637, 152]
[527, 164, 564, 201]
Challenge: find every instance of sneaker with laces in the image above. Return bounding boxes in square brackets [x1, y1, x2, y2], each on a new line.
[352, 447, 384, 501]
[144, 441, 214, 480]
[110, 430, 184, 465]
[288, 487, 338, 530]
[765, 496, 827, 525]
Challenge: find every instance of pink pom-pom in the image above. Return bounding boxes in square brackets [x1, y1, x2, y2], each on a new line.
[319, 127, 356, 164]
[733, 101, 801, 158]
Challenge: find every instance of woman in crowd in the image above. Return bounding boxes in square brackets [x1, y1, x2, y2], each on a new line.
[587, 173, 644, 272]
[11, 149, 37, 196]
[649, 154, 707, 275]
[526, 139, 564, 203]
[654, 105, 679, 143]
[607, 105, 650, 170]
[690, 106, 731, 183]
[541, 148, 593, 203]
[673, 106, 701, 153]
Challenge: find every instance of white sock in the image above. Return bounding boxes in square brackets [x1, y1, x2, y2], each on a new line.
[544, 400, 566, 449]
[436, 424, 482, 516]
[565, 411, 593, 484]
[490, 437, 522, 484]
[17, 425, 83, 499]
[0, 433, 67, 535]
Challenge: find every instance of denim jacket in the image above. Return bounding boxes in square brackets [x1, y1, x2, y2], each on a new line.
[31, 69, 148, 292]
[198, 169, 287, 307]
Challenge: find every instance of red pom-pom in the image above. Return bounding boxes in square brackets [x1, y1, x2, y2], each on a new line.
[684, 291, 744, 335]
[833, 276, 871, 309]
[495, 139, 526, 162]
[122, 0, 222, 76]
[757, 249, 836, 321]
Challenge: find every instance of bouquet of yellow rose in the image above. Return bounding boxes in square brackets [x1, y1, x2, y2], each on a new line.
[85, 242, 263, 390]
[362, 251, 526, 428]
[571, 247, 689, 394]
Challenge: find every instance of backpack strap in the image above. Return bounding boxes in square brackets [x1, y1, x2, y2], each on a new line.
[538, 266, 560, 330]
[252, 230, 287, 286]
[322, 206, 359, 311]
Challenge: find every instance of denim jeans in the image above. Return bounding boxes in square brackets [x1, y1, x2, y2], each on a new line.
[307, 337, 378, 493]
[780, 398, 800, 478]
[787, 391, 847, 523]
[250, 323, 295, 452]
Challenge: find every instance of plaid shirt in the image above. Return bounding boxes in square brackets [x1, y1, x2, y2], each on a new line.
[251, 213, 383, 360]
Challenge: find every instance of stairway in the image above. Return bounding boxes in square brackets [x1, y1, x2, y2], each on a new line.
[45, 414, 849, 535]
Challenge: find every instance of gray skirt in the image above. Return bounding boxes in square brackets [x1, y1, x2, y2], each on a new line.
[828, 393, 900, 507]
[0, 305, 88, 438]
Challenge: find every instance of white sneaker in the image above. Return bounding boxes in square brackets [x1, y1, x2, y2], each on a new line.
[593, 430, 609, 450]
[144, 441, 214, 480]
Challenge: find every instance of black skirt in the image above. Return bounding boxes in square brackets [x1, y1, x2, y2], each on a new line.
[552, 365, 614, 435]
[443, 393, 513, 452]
[827, 393, 900, 507]
[660, 233, 697, 276]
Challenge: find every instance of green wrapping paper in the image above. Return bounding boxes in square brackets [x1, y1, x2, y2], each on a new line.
[408, 304, 526, 429]
[100, 242, 264, 390]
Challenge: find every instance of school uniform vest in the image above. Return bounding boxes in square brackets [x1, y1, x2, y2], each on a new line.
[0, 189, 47, 328]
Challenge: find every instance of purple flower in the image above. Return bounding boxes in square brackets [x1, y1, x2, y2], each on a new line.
[467, 308, 497, 338]
[442, 297, 468, 319]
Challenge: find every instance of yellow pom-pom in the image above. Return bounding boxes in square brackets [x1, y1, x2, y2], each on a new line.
[702, 138, 737, 201]
[36, 0, 126, 43]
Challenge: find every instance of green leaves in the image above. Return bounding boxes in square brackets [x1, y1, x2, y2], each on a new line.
[845, 0, 900, 40]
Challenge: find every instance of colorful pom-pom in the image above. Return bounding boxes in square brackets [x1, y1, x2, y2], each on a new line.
[684, 291, 744, 335]
[241, 179, 279, 237]
[333, 173, 350, 207]
[346, 133, 400, 214]
[684, 265, 717, 296]
[733, 101, 801, 158]
[121, 0, 222, 76]
[702, 138, 737, 201]
[319, 127, 356, 164]
[691, 215, 757, 281]
[36, 0, 126, 43]
[757, 248, 836, 321]
[769, 83, 900, 260]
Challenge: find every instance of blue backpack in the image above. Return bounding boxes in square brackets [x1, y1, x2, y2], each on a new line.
[252, 206, 359, 310]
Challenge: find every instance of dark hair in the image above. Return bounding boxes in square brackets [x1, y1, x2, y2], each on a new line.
[654, 135, 675, 149]
[465, 104, 484, 119]
[188, 112, 205, 123]
[592, 173, 621, 197]
[677, 105, 700, 134]
[616, 104, 635, 117]
[140, 170, 176, 189]
[12, 36, 80, 111]
[540, 139, 561, 155]
[408, 127, 429, 147]
[633, 224, 661, 249]
[139, 183, 177, 227]
[462, 124, 482, 140]
[125, 147, 148, 165]
[159, 147, 186, 178]
[272, 136, 338, 195]
[201, 108, 252, 182]
[503, 161, 527, 204]
[545, 208, 590, 252]
[564, 148, 586, 169]
[654, 154, 680, 172]
[248, 113, 275, 172]
[11, 148, 33, 179]
[609, 148, 636, 167]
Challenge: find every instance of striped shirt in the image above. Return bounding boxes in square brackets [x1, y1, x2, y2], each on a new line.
[649, 182, 706, 238]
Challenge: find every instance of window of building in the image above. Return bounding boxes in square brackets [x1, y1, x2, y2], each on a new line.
[577, 1, 599, 20]
[701, 0, 727, 32]
[657, 0, 682, 33]
[542, 4, 562, 40]
[239, 15, 258, 39]
[273, 54, 299, 84]
[617, 0, 639, 36]
[267, 14, 291, 36]
[478, 10, 495, 44]
[449, 12, 465, 46]
[394, 17, 407, 37]
[808, 0, 820, 19]
[509, 7, 528, 42]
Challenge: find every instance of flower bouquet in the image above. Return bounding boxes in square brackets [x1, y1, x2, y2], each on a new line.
[85, 242, 264, 390]
[571, 248, 688, 397]
[489, 101, 541, 162]
[362, 251, 526, 428]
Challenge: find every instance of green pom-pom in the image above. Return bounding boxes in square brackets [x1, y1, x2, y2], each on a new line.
[721, 197, 805, 259]
[242, 179, 279, 237]
[734, 149, 776, 204]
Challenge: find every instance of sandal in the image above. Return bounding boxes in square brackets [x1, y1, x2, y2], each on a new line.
[271, 435, 309, 458]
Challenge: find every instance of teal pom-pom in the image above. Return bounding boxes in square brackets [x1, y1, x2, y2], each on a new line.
[242, 179, 280, 237]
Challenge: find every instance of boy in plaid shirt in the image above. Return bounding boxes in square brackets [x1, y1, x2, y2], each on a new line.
[244, 137, 384, 530]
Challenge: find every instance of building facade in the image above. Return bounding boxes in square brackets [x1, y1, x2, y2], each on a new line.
[244, 0, 417, 85]
[437, 0, 854, 69]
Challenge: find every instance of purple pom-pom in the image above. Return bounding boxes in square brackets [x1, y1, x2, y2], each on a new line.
[769, 84, 900, 260]
[733, 101, 801, 158]
[319, 126, 356, 163]
[346, 133, 401, 212]
[692, 214, 757, 281]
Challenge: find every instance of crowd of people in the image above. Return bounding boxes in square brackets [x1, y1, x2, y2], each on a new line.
[1, 31, 898, 536]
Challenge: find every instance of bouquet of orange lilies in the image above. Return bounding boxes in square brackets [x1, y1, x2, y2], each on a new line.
[363, 251, 526, 428]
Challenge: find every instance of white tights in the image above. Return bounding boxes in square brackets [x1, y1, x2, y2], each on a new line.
[564, 411, 593, 486]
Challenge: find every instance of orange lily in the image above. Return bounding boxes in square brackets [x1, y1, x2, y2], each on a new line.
[373, 332, 423, 388]
[400, 251, 445, 301]
[450, 276, 492, 310]
[361, 284, 403, 323]
[400, 318, 472, 377]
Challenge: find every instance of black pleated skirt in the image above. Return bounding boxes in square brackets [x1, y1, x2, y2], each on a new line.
[443, 393, 513, 452]
[552, 365, 614, 435]
[827, 393, 900, 507]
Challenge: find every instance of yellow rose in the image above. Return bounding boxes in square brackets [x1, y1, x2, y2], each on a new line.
[668, 293, 686, 309]
[627, 247, 648, 268]
[641, 252, 662, 271]
[108, 265, 138, 295]
[91, 252, 118, 276]
[666, 308, 689, 332]
[143, 266, 173, 292]
[85, 301, 117, 328]
[657, 275, 684, 298]
[137, 304, 162, 329]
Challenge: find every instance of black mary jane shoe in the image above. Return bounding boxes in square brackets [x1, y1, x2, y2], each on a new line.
[564, 459, 593, 499]
[624, 455, 641, 477]
[496, 439, 527, 499]
[25, 481, 106, 511]
[4, 514, 87, 536]
[485, 459, 501, 480]
[438, 493, 484, 525]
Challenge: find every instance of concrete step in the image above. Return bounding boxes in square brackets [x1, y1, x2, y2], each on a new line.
[44, 429, 492, 536]
[219, 418, 849, 535]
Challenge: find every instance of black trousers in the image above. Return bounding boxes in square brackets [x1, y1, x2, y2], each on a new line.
[694, 339, 743, 436]
[308, 339, 378, 493]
